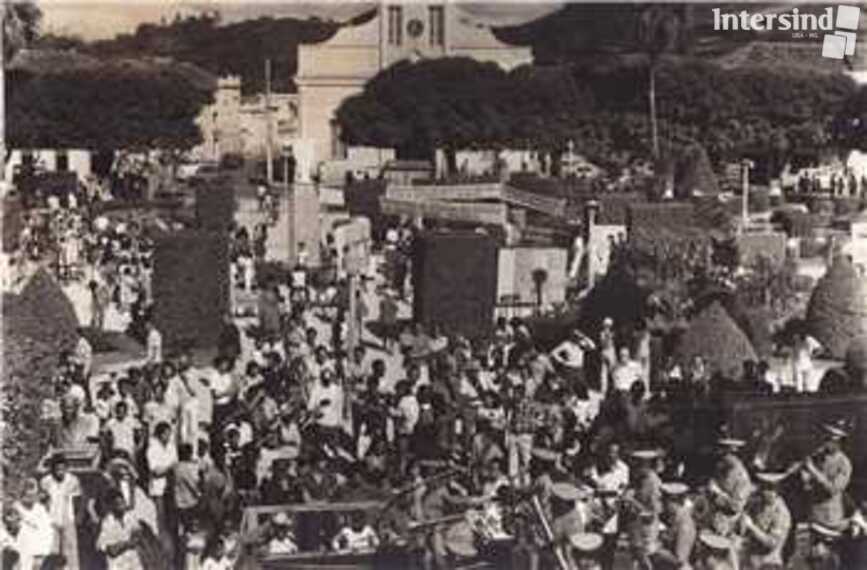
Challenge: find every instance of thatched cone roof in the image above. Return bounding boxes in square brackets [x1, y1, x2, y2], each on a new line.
[805, 258, 867, 359]
[675, 301, 757, 378]
[845, 335, 867, 387]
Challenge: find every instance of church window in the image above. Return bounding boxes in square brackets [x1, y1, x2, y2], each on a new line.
[388, 6, 403, 45]
[331, 119, 347, 160]
[429, 6, 444, 46]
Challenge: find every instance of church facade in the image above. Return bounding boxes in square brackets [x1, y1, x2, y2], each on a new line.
[294, 3, 534, 178]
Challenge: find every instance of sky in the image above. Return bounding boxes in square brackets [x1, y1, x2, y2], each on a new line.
[39, 1, 563, 41]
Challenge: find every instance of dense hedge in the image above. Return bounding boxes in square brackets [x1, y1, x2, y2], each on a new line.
[3, 197, 24, 253]
[195, 180, 236, 231]
[3, 268, 80, 344]
[805, 257, 867, 358]
[672, 144, 719, 198]
[2, 269, 79, 495]
[806, 196, 835, 215]
[736, 232, 787, 267]
[833, 197, 866, 217]
[772, 211, 816, 238]
[674, 301, 758, 378]
[748, 187, 772, 213]
[152, 230, 230, 350]
[579, 266, 648, 335]
[345, 180, 389, 241]
[846, 335, 867, 387]
[508, 173, 593, 200]
[595, 192, 646, 225]
[91, 198, 186, 214]
[628, 203, 696, 234]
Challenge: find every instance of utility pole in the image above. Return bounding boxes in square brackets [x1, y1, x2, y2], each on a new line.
[741, 159, 754, 231]
[346, 247, 361, 355]
[265, 59, 274, 185]
[1, 8, 6, 186]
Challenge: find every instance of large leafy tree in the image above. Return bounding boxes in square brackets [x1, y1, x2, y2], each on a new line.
[3, 1, 42, 174]
[87, 13, 341, 94]
[3, 1, 41, 63]
[7, 60, 213, 152]
[337, 58, 514, 171]
[636, 4, 689, 160]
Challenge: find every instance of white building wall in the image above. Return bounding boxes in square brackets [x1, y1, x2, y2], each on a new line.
[296, 2, 533, 173]
[5, 149, 92, 181]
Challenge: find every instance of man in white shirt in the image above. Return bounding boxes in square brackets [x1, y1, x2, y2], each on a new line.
[792, 333, 822, 392]
[14, 479, 55, 566]
[147, 421, 178, 541]
[611, 346, 645, 394]
[103, 401, 140, 459]
[331, 512, 379, 552]
[551, 328, 596, 384]
[390, 380, 418, 473]
[146, 321, 163, 364]
[308, 370, 344, 431]
[73, 329, 93, 378]
[588, 441, 630, 570]
[210, 357, 237, 427]
[40, 454, 81, 568]
[268, 513, 299, 555]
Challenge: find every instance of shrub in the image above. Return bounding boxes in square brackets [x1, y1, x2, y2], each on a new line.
[774, 211, 815, 238]
[675, 301, 758, 378]
[736, 233, 787, 267]
[596, 192, 645, 225]
[748, 187, 771, 213]
[345, 180, 388, 241]
[807, 196, 834, 215]
[3, 268, 79, 345]
[195, 180, 236, 231]
[845, 335, 867, 387]
[255, 261, 291, 288]
[833, 198, 864, 217]
[579, 265, 648, 335]
[2, 269, 79, 495]
[693, 196, 733, 230]
[799, 237, 828, 259]
[152, 230, 230, 350]
[674, 143, 720, 198]
[805, 257, 867, 358]
[3, 196, 24, 253]
[628, 203, 696, 234]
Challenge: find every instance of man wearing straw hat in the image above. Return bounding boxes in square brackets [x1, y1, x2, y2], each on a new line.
[802, 421, 852, 531]
[740, 471, 791, 570]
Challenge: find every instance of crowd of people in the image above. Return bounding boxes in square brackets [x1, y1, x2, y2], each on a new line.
[2, 176, 866, 570]
[3, 230, 865, 570]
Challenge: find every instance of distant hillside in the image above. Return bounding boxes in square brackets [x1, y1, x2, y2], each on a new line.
[34, 3, 852, 97]
[496, 2, 848, 75]
[81, 13, 345, 94]
[9, 48, 217, 92]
